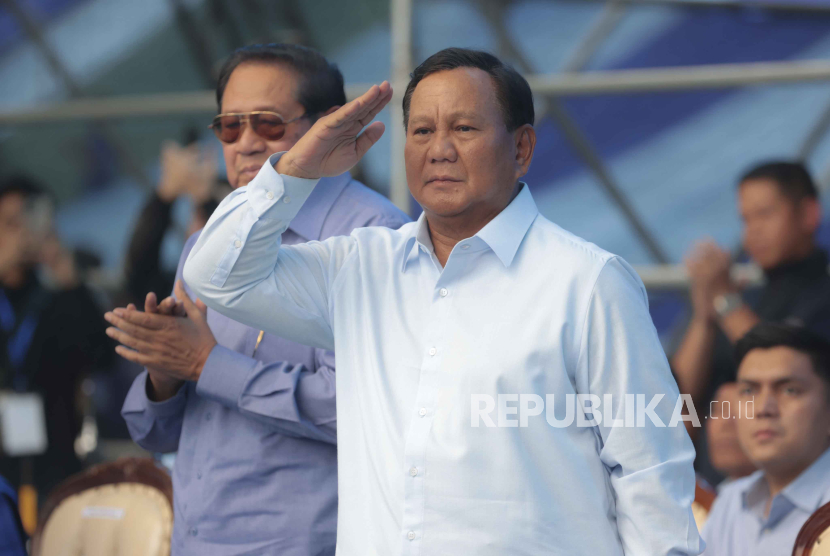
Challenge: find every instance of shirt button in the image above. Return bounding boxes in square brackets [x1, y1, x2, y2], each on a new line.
[428, 347, 437, 356]
[461, 244, 470, 250]
[205, 412, 212, 421]
[283, 196, 291, 204]
[265, 191, 274, 200]
[407, 531, 416, 541]
[196, 472, 202, 480]
[409, 467, 418, 477]
[190, 528, 198, 537]
[419, 407, 427, 417]
[439, 288, 448, 297]
[234, 240, 242, 249]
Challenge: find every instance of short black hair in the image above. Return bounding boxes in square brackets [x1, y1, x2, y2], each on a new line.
[738, 161, 819, 204]
[403, 48, 534, 132]
[0, 175, 45, 203]
[216, 43, 346, 123]
[736, 322, 830, 386]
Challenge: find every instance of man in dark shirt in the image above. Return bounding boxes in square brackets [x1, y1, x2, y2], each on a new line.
[672, 161, 830, 482]
[0, 176, 111, 498]
[123, 140, 227, 308]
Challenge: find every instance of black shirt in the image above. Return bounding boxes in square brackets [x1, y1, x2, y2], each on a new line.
[123, 192, 176, 307]
[0, 272, 111, 497]
[708, 248, 830, 399]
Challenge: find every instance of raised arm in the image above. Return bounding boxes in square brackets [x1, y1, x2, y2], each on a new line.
[184, 82, 392, 349]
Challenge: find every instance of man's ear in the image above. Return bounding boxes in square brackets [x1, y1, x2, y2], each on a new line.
[514, 124, 536, 178]
[800, 197, 822, 234]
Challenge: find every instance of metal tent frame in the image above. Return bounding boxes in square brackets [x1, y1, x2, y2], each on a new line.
[2, 0, 830, 286]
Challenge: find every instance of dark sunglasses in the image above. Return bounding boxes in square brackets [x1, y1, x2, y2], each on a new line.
[209, 111, 307, 144]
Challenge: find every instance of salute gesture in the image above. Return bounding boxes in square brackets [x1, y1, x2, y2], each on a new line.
[276, 81, 393, 179]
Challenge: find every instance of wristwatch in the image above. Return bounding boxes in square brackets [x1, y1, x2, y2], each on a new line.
[713, 292, 743, 318]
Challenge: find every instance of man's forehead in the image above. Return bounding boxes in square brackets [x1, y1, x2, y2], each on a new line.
[221, 62, 300, 113]
[739, 178, 787, 206]
[0, 193, 24, 213]
[738, 346, 813, 381]
[409, 67, 497, 112]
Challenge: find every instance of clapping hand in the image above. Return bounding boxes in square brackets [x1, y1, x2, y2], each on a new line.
[684, 239, 736, 321]
[105, 281, 217, 400]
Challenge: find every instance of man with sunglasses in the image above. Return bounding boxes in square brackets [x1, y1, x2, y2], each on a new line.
[114, 44, 409, 555]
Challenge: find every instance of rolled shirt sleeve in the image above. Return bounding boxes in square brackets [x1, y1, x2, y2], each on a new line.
[196, 344, 336, 444]
[577, 256, 703, 556]
[121, 371, 187, 454]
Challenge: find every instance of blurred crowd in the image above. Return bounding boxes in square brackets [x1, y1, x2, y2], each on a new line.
[0, 138, 231, 500]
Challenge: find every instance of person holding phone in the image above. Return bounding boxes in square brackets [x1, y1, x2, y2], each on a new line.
[0, 176, 111, 501]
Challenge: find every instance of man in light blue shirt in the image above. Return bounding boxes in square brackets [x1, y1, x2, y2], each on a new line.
[107, 44, 408, 555]
[702, 322, 830, 555]
[182, 48, 702, 555]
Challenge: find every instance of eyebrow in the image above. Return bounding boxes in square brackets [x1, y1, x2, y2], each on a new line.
[447, 111, 481, 121]
[220, 106, 286, 115]
[737, 377, 805, 388]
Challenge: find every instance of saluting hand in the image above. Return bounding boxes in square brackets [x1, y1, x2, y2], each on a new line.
[276, 81, 393, 179]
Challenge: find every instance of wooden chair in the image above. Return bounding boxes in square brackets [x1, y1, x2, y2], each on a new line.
[793, 501, 830, 556]
[30, 457, 173, 556]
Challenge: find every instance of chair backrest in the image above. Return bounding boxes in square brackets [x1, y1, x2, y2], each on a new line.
[793, 500, 830, 556]
[31, 458, 173, 556]
[692, 478, 717, 532]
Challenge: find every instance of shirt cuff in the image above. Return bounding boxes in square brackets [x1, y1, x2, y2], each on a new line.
[122, 371, 187, 418]
[247, 152, 320, 221]
[195, 344, 257, 408]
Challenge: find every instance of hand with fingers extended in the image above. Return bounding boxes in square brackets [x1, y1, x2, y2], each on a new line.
[105, 280, 217, 401]
[276, 81, 393, 179]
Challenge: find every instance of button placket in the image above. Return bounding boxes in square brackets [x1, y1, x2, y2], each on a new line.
[399, 279, 453, 555]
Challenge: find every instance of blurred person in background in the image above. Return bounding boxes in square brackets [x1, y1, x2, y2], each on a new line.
[123, 139, 230, 308]
[701, 322, 830, 555]
[0, 176, 111, 499]
[672, 161, 830, 482]
[110, 43, 408, 556]
[706, 383, 757, 488]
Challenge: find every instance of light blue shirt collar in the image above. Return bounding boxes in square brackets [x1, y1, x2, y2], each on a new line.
[402, 182, 538, 271]
[742, 447, 830, 524]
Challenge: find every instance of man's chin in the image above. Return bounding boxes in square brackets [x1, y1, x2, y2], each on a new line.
[745, 441, 788, 468]
[418, 197, 469, 219]
[235, 174, 254, 189]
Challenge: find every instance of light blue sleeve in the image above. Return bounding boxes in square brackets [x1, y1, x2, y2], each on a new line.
[577, 256, 704, 556]
[184, 153, 360, 352]
[121, 371, 188, 453]
[195, 344, 337, 444]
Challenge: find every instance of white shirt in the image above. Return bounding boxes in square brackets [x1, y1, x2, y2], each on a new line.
[184, 154, 703, 556]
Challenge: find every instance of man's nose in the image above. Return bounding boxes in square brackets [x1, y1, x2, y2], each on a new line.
[236, 122, 267, 155]
[755, 389, 778, 418]
[428, 130, 457, 163]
